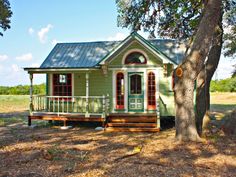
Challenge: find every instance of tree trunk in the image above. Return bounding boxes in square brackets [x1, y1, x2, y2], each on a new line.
[174, 0, 222, 141]
[196, 13, 223, 135]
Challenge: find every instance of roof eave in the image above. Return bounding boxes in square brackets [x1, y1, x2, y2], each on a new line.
[24, 67, 100, 74]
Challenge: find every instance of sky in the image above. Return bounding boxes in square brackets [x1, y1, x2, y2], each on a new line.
[0, 0, 235, 86]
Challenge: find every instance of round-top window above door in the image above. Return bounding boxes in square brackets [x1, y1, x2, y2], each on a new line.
[124, 51, 147, 64]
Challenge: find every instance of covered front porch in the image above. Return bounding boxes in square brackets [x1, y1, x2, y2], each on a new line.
[25, 68, 111, 127]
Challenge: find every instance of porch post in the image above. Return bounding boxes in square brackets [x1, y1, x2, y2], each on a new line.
[156, 69, 160, 129]
[85, 73, 89, 117]
[29, 73, 33, 116]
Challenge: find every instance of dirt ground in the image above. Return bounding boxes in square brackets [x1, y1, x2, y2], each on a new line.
[0, 121, 235, 177]
[0, 94, 235, 177]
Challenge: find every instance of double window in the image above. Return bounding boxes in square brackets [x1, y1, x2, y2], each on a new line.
[53, 74, 72, 96]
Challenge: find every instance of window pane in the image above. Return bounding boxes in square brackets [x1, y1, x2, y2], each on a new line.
[59, 74, 66, 84]
[125, 52, 146, 64]
[116, 73, 124, 109]
[148, 72, 156, 107]
[130, 74, 142, 94]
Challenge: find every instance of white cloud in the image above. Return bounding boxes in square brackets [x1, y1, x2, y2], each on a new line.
[28, 27, 34, 35]
[0, 54, 8, 61]
[38, 24, 53, 43]
[11, 64, 20, 72]
[107, 32, 127, 41]
[16, 53, 33, 61]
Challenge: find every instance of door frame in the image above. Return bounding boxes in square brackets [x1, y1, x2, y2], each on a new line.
[111, 68, 160, 113]
[128, 72, 144, 112]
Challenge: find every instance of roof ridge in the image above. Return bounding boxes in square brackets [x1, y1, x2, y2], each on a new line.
[56, 40, 122, 45]
[54, 39, 178, 45]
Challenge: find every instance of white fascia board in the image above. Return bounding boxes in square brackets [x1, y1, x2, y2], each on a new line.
[24, 68, 99, 73]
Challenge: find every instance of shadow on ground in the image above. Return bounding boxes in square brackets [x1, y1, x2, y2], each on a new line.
[0, 112, 235, 177]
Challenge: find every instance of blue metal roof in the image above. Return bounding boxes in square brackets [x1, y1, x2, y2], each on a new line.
[40, 38, 186, 68]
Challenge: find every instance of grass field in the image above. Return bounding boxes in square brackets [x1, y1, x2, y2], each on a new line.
[0, 93, 235, 176]
[0, 95, 29, 113]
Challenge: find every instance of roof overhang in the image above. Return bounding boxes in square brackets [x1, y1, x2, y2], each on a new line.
[24, 67, 99, 74]
[99, 32, 177, 66]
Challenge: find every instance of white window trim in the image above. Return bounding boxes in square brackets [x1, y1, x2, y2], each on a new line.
[122, 48, 149, 65]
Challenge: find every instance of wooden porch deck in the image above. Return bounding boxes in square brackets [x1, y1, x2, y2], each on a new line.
[28, 113, 105, 127]
[28, 113, 160, 132]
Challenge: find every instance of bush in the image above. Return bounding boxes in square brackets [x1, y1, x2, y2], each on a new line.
[210, 77, 236, 92]
[0, 83, 46, 95]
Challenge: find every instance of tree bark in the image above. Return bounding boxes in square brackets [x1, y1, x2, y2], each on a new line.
[196, 13, 223, 135]
[174, 0, 222, 141]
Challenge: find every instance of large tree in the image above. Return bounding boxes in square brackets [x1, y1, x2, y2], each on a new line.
[196, 0, 236, 135]
[116, 0, 223, 141]
[0, 0, 12, 36]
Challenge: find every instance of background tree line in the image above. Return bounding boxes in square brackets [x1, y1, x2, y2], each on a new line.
[211, 76, 236, 92]
[0, 83, 46, 95]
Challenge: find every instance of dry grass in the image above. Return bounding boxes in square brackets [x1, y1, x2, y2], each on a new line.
[210, 92, 236, 120]
[210, 92, 236, 105]
[0, 95, 28, 113]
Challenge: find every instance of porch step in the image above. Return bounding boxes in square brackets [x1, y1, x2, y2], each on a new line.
[105, 127, 160, 132]
[108, 117, 156, 123]
[106, 114, 159, 132]
[107, 123, 157, 128]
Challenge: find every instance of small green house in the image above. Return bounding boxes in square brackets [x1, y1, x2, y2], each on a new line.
[24, 32, 185, 132]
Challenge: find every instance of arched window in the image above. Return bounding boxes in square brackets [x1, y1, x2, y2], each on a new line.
[125, 52, 147, 64]
[116, 72, 124, 109]
[147, 72, 156, 110]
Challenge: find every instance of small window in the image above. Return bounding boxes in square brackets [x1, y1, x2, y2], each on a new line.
[125, 52, 147, 64]
[59, 75, 67, 83]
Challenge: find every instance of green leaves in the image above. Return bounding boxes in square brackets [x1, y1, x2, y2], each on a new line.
[0, 0, 12, 36]
[116, 0, 203, 39]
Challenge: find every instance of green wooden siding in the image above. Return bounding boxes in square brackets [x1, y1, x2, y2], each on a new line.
[74, 73, 86, 96]
[73, 70, 113, 111]
[45, 39, 176, 116]
[159, 67, 175, 116]
[109, 41, 162, 66]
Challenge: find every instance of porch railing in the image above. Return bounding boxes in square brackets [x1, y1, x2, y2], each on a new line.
[31, 95, 110, 117]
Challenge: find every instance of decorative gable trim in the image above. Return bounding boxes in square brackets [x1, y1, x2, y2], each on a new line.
[99, 32, 177, 66]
